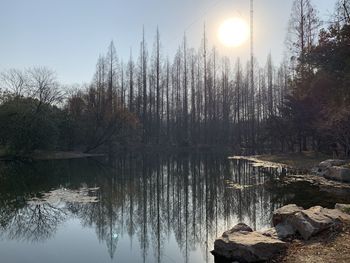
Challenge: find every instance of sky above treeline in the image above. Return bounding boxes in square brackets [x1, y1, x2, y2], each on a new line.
[0, 0, 336, 85]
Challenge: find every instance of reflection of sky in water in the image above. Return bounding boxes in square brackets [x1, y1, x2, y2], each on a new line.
[0, 154, 349, 263]
[0, 217, 205, 263]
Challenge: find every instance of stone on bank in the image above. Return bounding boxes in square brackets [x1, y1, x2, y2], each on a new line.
[212, 223, 287, 263]
[316, 159, 350, 183]
[212, 204, 350, 262]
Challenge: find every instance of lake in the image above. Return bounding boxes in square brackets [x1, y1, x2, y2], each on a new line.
[0, 152, 349, 263]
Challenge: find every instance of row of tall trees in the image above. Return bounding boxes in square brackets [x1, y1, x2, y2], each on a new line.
[75, 31, 288, 152]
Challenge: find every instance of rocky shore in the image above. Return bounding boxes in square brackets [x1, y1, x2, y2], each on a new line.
[215, 156, 350, 262]
[212, 204, 350, 263]
[231, 156, 350, 195]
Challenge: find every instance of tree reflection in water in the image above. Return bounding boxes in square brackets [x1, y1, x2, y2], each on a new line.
[0, 203, 67, 242]
[0, 153, 346, 262]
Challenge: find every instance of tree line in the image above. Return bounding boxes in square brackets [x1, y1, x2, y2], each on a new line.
[0, 0, 349, 156]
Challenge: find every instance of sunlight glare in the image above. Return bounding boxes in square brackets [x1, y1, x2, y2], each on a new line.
[218, 18, 249, 47]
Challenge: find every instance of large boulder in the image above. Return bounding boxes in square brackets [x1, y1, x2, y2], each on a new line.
[289, 206, 336, 240]
[324, 166, 350, 182]
[271, 204, 350, 240]
[284, 206, 350, 240]
[272, 204, 303, 226]
[213, 223, 287, 263]
[316, 159, 350, 182]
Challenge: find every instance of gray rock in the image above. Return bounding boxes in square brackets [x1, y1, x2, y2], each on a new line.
[287, 211, 318, 240]
[316, 159, 347, 178]
[213, 224, 287, 263]
[260, 223, 296, 240]
[286, 206, 349, 240]
[316, 167, 329, 177]
[319, 159, 347, 168]
[272, 204, 303, 226]
[222, 223, 253, 238]
[323, 206, 350, 221]
[324, 166, 350, 182]
[213, 205, 350, 262]
[299, 206, 335, 239]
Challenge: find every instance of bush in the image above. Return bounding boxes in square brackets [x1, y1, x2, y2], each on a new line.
[0, 97, 60, 154]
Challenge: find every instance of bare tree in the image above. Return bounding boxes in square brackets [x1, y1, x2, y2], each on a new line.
[26, 67, 63, 111]
[127, 49, 135, 113]
[334, 0, 350, 25]
[287, 0, 319, 81]
[0, 69, 27, 97]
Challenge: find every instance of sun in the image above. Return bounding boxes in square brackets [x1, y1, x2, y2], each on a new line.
[218, 18, 249, 47]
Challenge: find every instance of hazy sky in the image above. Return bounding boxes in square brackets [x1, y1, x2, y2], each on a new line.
[0, 0, 336, 85]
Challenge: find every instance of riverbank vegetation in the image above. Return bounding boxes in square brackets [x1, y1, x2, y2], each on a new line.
[0, 0, 349, 157]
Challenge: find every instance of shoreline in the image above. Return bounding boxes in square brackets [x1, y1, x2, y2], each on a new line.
[229, 151, 335, 170]
[0, 151, 105, 161]
[230, 153, 350, 188]
[0, 145, 235, 162]
[213, 204, 350, 263]
[226, 153, 350, 263]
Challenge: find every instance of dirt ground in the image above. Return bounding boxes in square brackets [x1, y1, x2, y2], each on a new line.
[274, 223, 350, 263]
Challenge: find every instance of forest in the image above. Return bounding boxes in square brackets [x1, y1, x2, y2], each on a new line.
[0, 0, 349, 157]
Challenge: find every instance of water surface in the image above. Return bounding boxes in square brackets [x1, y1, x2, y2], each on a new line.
[0, 153, 349, 263]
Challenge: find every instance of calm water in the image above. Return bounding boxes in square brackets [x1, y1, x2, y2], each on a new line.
[1, 153, 349, 263]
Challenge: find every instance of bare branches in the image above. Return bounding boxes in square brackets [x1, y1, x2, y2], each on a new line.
[27, 67, 63, 107]
[0, 69, 26, 97]
[343, 0, 350, 23]
[0, 67, 64, 111]
[287, 0, 320, 66]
